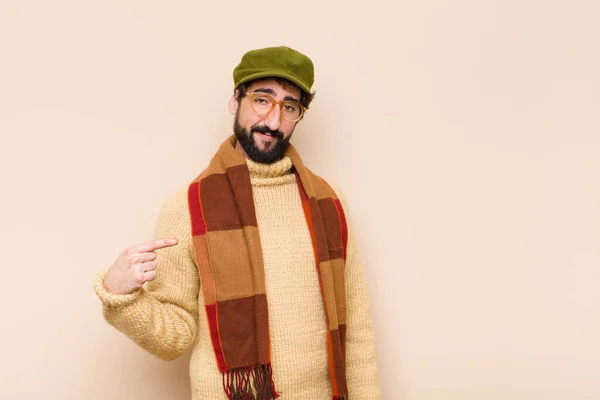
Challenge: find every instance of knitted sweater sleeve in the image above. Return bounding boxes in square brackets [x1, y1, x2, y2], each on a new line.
[333, 185, 382, 399]
[94, 188, 199, 361]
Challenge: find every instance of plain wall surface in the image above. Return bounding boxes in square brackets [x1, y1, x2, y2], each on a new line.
[1, 1, 599, 399]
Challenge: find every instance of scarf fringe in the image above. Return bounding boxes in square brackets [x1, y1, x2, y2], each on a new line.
[223, 364, 280, 400]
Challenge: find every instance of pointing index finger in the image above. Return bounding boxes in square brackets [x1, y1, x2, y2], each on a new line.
[135, 238, 178, 253]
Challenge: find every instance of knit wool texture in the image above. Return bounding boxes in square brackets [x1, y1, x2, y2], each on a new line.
[95, 156, 381, 399]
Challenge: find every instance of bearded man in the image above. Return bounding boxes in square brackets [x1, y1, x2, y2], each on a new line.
[95, 46, 381, 400]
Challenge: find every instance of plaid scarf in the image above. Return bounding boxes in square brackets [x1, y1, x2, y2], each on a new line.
[187, 135, 349, 399]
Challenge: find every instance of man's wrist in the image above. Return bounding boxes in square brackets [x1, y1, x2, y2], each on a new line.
[94, 270, 141, 307]
[102, 272, 118, 294]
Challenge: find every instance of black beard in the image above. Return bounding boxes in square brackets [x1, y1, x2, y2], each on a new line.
[233, 116, 292, 164]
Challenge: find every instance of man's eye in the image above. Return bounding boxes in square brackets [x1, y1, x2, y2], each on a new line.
[255, 97, 271, 105]
[284, 103, 298, 112]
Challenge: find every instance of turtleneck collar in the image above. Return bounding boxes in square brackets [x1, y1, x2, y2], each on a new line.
[246, 156, 296, 186]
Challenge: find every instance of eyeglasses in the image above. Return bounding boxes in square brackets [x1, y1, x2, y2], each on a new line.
[245, 92, 306, 123]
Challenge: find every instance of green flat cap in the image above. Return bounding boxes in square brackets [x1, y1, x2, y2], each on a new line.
[233, 46, 314, 94]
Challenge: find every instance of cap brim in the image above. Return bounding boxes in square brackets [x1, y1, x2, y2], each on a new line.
[236, 71, 311, 95]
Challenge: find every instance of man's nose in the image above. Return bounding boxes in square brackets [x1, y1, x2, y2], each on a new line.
[264, 103, 281, 131]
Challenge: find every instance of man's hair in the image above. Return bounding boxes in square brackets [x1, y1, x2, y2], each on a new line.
[235, 77, 315, 109]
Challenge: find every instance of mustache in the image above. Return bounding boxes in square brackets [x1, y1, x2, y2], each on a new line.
[251, 126, 284, 140]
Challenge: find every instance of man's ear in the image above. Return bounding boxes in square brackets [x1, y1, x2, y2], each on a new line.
[228, 91, 240, 115]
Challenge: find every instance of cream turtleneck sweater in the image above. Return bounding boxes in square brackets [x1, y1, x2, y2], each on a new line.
[94, 156, 380, 399]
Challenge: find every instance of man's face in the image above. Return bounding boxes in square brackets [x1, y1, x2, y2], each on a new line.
[230, 79, 302, 164]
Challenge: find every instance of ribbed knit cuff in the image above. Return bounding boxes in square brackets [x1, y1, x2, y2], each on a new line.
[94, 270, 142, 308]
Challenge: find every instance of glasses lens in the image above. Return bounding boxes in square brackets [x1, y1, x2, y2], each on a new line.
[281, 101, 302, 121]
[251, 94, 273, 113]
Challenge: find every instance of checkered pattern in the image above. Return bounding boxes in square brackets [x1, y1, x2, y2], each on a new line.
[188, 135, 349, 399]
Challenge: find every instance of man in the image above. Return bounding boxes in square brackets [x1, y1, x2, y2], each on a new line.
[95, 46, 380, 400]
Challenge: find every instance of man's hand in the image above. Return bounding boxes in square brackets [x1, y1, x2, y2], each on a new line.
[103, 238, 178, 294]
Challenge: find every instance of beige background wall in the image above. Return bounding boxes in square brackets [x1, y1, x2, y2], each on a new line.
[1, 0, 599, 399]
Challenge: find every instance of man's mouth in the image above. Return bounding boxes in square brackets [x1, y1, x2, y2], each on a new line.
[252, 128, 282, 140]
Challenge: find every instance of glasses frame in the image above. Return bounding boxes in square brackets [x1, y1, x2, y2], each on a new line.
[245, 92, 307, 123]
